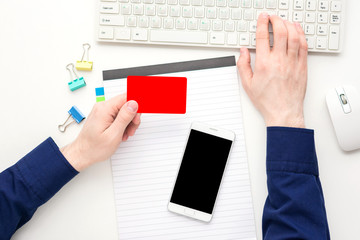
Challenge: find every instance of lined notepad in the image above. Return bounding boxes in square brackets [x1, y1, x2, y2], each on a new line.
[103, 56, 257, 240]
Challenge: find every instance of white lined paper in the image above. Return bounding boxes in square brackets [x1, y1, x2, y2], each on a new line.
[104, 65, 257, 240]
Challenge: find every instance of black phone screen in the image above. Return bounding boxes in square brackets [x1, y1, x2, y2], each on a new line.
[170, 129, 233, 214]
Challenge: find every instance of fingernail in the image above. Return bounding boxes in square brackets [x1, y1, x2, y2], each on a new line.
[127, 100, 138, 113]
[240, 47, 246, 53]
[294, 22, 301, 29]
[261, 12, 269, 19]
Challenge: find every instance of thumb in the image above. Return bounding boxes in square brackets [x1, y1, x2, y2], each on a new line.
[109, 100, 138, 134]
[237, 48, 253, 92]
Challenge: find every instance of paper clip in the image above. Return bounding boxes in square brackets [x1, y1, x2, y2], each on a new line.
[66, 63, 86, 91]
[58, 106, 86, 132]
[76, 43, 93, 71]
[95, 87, 105, 102]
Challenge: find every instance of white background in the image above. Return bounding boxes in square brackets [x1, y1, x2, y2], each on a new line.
[0, 0, 359, 239]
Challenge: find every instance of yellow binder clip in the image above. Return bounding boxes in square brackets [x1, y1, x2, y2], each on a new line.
[76, 43, 93, 71]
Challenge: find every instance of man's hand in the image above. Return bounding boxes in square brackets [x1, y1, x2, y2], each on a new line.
[237, 13, 308, 128]
[61, 94, 141, 171]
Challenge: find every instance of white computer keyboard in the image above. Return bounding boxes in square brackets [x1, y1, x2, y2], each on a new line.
[97, 0, 344, 53]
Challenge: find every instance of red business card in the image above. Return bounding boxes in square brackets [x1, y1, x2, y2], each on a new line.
[127, 76, 187, 114]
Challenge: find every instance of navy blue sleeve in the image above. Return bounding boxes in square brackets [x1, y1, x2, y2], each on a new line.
[262, 127, 330, 240]
[0, 138, 78, 240]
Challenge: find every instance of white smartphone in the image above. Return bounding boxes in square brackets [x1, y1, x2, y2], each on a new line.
[168, 122, 235, 222]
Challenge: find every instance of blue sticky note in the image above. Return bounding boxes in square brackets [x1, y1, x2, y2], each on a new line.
[95, 87, 105, 96]
[68, 106, 85, 123]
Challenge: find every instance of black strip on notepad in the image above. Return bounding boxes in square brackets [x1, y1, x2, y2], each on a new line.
[103, 56, 236, 81]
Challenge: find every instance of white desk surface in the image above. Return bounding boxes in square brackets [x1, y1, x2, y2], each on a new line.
[0, 1, 359, 239]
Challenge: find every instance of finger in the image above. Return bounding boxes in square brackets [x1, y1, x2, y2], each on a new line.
[284, 21, 300, 58]
[132, 113, 141, 125]
[126, 115, 141, 137]
[108, 100, 138, 135]
[237, 48, 253, 91]
[295, 22, 308, 64]
[256, 12, 270, 56]
[106, 94, 127, 111]
[269, 15, 288, 54]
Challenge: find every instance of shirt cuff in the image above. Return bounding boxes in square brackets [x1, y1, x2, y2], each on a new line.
[266, 127, 319, 176]
[15, 137, 78, 204]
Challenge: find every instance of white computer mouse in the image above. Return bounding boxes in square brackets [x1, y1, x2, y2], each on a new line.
[326, 85, 360, 151]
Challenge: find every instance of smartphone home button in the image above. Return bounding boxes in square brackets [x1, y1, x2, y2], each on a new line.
[184, 209, 195, 216]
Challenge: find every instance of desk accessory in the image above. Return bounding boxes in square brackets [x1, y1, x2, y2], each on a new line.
[127, 76, 187, 113]
[76, 43, 93, 71]
[95, 87, 105, 102]
[326, 85, 360, 151]
[97, 0, 344, 53]
[103, 56, 256, 240]
[66, 63, 86, 91]
[58, 106, 86, 132]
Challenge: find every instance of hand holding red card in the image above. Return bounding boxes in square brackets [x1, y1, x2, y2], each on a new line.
[127, 76, 187, 114]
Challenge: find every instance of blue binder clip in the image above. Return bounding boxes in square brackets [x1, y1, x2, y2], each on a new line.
[66, 63, 86, 91]
[58, 106, 86, 132]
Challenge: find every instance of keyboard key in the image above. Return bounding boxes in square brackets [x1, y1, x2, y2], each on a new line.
[175, 18, 186, 28]
[317, 24, 327, 35]
[139, 16, 149, 27]
[194, 7, 205, 17]
[305, 0, 316, 10]
[329, 25, 340, 50]
[133, 4, 144, 15]
[192, 0, 203, 5]
[225, 21, 235, 31]
[213, 20, 223, 31]
[251, 33, 256, 46]
[306, 36, 315, 48]
[99, 27, 114, 39]
[237, 21, 248, 31]
[100, 4, 119, 14]
[183, 6, 193, 17]
[121, 4, 132, 14]
[210, 32, 225, 44]
[199, 19, 211, 30]
[100, 15, 125, 26]
[150, 30, 208, 43]
[240, 33, 250, 45]
[244, 9, 254, 20]
[219, 8, 230, 19]
[227, 33, 238, 45]
[249, 21, 257, 32]
[206, 8, 217, 18]
[157, 5, 168, 16]
[116, 28, 131, 40]
[145, 5, 156, 15]
[331, 1, 341, 12]
[217, 0, 227, 7]
[318, 1, 328, 11]
[242, 0, 252, 8]
[204, 0, 215, 6]
[294, 0, 304, 10]
[164, 18, 174, 28]
[316, 37, 327, 49]
[266, 0, 277, 9]
[187, 19, 198, 29]
[127, 16, 137, 26]
[228, 0, 239, 7]
[278, 11, 288, 19]
[305, 12, 315, 22]
[304, 24, 315, 35]
[180, 0, 191, 5]
[231, 9, 242, 19]
[168, 0, 178, 4]
[293, 12, 303, 22]
[318, 12, 328, 23]
[133, 29, 148, 40]
[254, 0, 264, 9]
[150, 17, 162, 28]
[330, 13, 341, 24]
[278, 0, 288, 9]
[170, 6, 181, 16]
